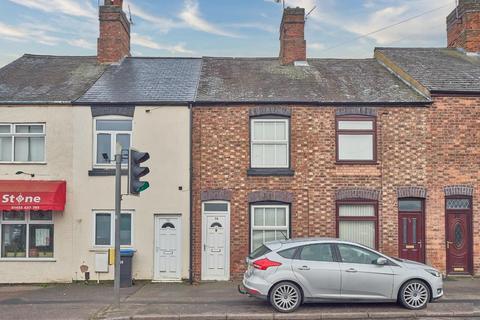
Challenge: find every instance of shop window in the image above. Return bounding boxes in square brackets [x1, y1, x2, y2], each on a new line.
[251, 118, 289, 168]
[0, 210, 53, 258]
[337, 202, 377, 249]
[93, 117, 132, 167]
[93, 211, 133, 246]
[336, 116, 376, 163]
[251, 204, 289, 251]
[0, 123, 45, 163]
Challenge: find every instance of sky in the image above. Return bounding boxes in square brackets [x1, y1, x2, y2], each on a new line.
[0, 0, 457, 67]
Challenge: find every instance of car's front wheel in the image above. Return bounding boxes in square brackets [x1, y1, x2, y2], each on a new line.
[399, 279, 430, 310]
[269, 281, 302, 313]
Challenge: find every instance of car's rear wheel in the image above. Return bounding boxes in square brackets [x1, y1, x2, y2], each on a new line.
[269, 282, 302, 313]
[399, 280, 430, 310]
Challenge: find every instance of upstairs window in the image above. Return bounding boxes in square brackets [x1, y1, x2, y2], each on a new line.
[94, 118, 132, 167]
[0, 124, 45, 163]
[336, 116, 376, 163]
[251, 119, 289, 168]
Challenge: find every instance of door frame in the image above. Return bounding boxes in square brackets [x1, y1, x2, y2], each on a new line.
[445, 196, 473, 275]
[201, 201, 230, 281]
[153, 214, 182, 281]
[397, 198, 426, 263]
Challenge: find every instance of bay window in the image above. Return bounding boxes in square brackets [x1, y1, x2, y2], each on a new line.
[0, 123, 45, 163]
[251, 204, 289, 251]
[336, 116, 376, 163]
[94, 118, 132, 166]
[337, 202, 377, 249]
[1, 210, 54, 258]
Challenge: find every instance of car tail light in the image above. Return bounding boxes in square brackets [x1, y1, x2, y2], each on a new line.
[253, 258, 282, 270]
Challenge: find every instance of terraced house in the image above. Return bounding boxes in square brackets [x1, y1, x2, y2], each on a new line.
[0, 0, 478, 284]
[191, 2, 480, 280]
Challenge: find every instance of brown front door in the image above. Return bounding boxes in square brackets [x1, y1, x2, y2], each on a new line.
[446, 198, 472, 275]
[398, 199, 425, 262]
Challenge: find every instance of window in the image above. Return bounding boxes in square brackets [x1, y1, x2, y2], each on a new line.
[336, 116, 376, 162]
[251, 205, 289, 251]
[0, 210, 53, 258]
[337, 243, 381, 265]
[278, 247, 297, 259]
[337, 202, 377, 248]
[0, 123, 45, 163]
[446, 198, 471, 210]
[94, 118, 132, 166]
[93, 211, 133, 246]
[399, 199, 423, 211]
[251, 119, 289, 168]
[298, 244, 334, 262]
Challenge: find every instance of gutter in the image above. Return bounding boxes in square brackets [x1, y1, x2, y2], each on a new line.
[72, 101, 191, 106]
[0, 101, 71, 105]
[193, 100, 432, 106]
[430, 91, 480, 97]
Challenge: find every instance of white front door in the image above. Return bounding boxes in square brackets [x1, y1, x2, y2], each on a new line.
[202, 202, 230, 280]
[154, 216, 181, 281]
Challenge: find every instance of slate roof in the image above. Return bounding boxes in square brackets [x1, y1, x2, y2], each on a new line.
[376, 48, 480, 93]
[77, 57, 202, 105]
[0, 54, 106, 104]
[196, 57, 429, 104]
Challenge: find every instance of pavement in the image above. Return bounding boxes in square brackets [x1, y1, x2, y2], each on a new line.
[0, 278, 479, 320]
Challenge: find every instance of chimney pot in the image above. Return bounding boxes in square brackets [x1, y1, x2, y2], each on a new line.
[279, 7, 306, 65]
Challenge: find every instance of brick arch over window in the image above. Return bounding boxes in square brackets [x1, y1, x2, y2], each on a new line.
[335, 106, 377, 117]
[201, 189, 232, 202]
[249, 106, 291, 117]
[397, 186, 427, 199]
[335, 188, 380, 201]
[248, 190, 293, 203]
[444, 185, 474, 197]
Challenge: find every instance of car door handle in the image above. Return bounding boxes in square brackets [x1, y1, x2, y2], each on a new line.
[298, 266, 310, 271]
[346, 268, 358, 273]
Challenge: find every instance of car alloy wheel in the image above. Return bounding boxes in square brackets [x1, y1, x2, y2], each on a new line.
[270, 282, 301, 313]
[400, 280, 430, 309]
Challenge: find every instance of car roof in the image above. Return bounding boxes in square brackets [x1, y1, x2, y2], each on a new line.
[264, 238, 371, 250]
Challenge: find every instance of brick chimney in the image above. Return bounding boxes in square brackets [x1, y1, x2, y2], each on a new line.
[447, 0, 480, 52]
[279, 7, 306, 65]
[97, 0, 131, 64]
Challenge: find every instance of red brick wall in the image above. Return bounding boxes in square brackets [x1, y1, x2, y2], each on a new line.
[97, 5, 130, 64]
[447, 2, 480, 52]
[192, 105, 434, 280]
[279, 8, 306, 65]
[426, 96, 480, 274]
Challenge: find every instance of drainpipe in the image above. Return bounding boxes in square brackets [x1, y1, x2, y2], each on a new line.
[188, 102, 194, 284]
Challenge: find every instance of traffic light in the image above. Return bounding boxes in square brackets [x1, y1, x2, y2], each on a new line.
[129, 149, 150, 196]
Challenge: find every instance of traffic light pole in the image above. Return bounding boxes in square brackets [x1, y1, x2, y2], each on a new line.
[113, 144, 122, 307]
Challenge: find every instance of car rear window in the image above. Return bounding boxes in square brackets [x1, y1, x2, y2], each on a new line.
[277, 247, 297, 259]
[249, 245, 271, 259]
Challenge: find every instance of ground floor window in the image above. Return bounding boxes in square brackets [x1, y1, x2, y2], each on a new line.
[93, 211, 133, 247]
[337, 202, 377, 249]
[0, 210, 53, 258]
[251, 204, 289, 251]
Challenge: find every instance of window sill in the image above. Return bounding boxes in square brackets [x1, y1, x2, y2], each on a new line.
[247, 168, 295, 177]
[0, 258, 56, 262]
[88, 168, 128, 176]
[0, 162, 47, 165]
[335, 161, 379, 166]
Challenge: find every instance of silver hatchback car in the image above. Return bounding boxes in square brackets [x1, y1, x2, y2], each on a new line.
[240, 238, 443, 313]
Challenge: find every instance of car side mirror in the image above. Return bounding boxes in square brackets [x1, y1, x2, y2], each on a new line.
[376, 257, 388, 265]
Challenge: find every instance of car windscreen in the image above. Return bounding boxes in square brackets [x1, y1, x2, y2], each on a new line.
[249, 245, 271, 259]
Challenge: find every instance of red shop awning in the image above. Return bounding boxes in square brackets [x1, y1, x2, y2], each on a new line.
[0, 180, 66, 211]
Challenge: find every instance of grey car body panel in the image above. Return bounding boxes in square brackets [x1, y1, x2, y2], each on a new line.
[243, 238, 443, 305]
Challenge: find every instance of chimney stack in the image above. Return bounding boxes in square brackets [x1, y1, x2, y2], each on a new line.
[447, 0, 480, 52]
[279, 7, 306, 65]
[97, 0, 131, 64]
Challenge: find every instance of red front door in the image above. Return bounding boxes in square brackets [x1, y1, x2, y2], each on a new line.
[398, 199, 425, 262]
[446, 198, 472, 274]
